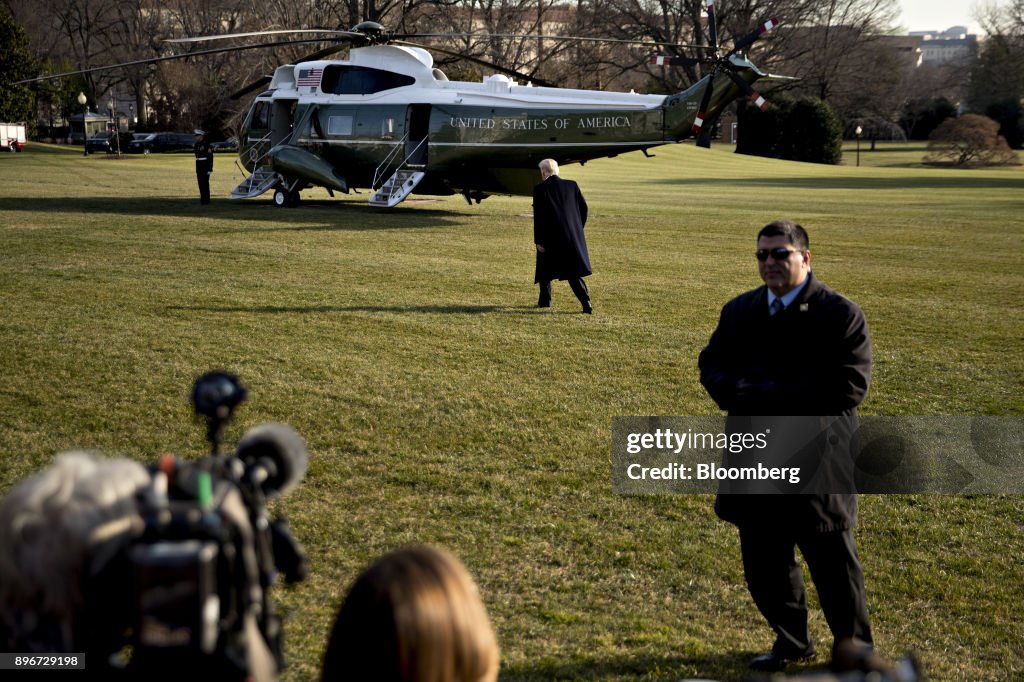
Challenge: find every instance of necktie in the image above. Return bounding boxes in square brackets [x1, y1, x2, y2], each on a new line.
[770, 298, 784, 316]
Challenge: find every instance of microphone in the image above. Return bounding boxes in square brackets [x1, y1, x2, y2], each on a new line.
[235, 423, 308, 498]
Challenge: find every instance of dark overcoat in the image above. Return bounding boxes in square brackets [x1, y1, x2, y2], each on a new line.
[533, 175, 591, 282]
[698, 271, 872, 533]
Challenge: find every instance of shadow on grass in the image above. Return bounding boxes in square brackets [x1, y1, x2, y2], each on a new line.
[653, 175, 1024, 191]
[500, 649, 825, 681]
[165, 304, 562, 315]
[0, 196, 469, 230]
[2, 143, 85, 156]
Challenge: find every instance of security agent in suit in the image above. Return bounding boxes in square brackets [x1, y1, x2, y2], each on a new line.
[533, 158, 593, 313]
[698, 220, 873, 673]
[194, 129, 214, 205]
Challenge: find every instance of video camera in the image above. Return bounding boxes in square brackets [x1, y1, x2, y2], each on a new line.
[88, 371, 308, 681]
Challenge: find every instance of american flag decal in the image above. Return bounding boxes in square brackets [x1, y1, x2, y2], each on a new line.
[297, 68, 323, 87]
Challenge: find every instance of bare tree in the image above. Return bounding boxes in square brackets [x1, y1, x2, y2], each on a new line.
[970, 0, 1024, 112]
[9, 0, 127, 98]
[415, 0, 567, 83]
[773, 0, 897, 100]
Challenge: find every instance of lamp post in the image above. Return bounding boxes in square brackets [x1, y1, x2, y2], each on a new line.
[110, 96, 122, 157]
[78, 92, 88, 156]
[855, 125, 863, 167]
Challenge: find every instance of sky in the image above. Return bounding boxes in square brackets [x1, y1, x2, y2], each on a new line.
[896, 0, 989, 35]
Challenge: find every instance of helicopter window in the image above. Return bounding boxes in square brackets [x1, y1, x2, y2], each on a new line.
[320, 65, 415, 95]
[327, 116, 354, 136]
[251, 102, 270, 129]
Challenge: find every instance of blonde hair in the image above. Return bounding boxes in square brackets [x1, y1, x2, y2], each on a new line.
[322, 545, 499, 682]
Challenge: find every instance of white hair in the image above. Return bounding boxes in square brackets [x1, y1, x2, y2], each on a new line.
[0, 451, 149, 651]
[538, 158, 559, 176]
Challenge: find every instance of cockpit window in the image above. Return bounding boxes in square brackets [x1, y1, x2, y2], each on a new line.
[320, 65, 415, 95]
[250, 101, 270, 129]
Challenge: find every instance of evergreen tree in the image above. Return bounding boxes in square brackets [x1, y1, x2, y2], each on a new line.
[985, 98, 1024, 149]
[0, 4, 36, 126]
[899, 97, 957, 140]
[737, 96, 843, 165]
[788, 98, 843, 164]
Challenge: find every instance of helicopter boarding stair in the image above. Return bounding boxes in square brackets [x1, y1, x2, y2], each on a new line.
[231, 165, 278, 199]
[369, 136, 426, 208]
[230, 132, 278, 199]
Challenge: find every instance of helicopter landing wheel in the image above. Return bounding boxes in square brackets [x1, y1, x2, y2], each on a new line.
[273, 188, 300, 207]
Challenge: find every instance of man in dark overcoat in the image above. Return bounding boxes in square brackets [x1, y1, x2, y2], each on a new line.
[698, 220, 874, 672]
[194, 129, 214, 205]
[533, 158, 593, 313]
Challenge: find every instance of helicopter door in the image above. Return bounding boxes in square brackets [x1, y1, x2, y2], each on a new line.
[405, 104, 430, 167]
[271, 99, 297, 146]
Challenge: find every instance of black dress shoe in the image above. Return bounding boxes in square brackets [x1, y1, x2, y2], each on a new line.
[582, 302, 593, 314]
[749, 649, 815, 672]
[537, 302, 551, 309]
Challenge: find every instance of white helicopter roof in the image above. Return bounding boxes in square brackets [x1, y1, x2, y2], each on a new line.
[265, 44, 667, 111]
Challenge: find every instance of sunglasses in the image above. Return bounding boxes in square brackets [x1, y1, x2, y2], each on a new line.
[756, 247, 802, 262]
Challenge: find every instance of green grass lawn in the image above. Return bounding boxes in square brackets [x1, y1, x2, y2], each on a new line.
[1, 141, 1022, 680]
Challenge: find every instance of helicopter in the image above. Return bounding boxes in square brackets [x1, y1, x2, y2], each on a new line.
[20, 1, 787, 209]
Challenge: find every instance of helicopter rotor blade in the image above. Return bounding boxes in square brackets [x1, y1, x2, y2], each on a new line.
[650, 55, 703, 67]
[166, 29, 360, 43]
[705, 0, 719, 52]
[694, 88, 717, 147]
[230, 76, 272, 100]
[396, 32, 709, 50]
[692, 73, 716, 135]
[727, 17, 781, 56]
[724, 69, 768, 110]
[291, 41, 353, 62]
[229, 41, 353, 99]
[393, 39, 558, 88]
[14, 38, 339, 84]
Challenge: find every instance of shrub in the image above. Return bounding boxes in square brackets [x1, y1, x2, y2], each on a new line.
[737, 96, 843, 165]
[924, 114, 1021, 167]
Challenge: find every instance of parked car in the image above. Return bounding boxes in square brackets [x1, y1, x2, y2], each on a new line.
[128, 132, 156, 153]
[128, 132, 195, 154]
[85, 131, 133, 154]
[210, 136, 237, 151]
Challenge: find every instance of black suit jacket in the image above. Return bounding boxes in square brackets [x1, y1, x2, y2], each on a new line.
[533, 175, 591, 282]
[698, 271, 872, 531]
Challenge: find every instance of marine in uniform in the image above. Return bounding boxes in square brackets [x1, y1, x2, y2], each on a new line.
[194, 129, 214, 205]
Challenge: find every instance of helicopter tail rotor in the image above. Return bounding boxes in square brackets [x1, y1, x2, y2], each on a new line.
[727, 17, 781, 57]
[651, 0, 780, 146]
[705, 0, 719, 53]
[650, 55, 701, 67]
[692, 75, 717, 137]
